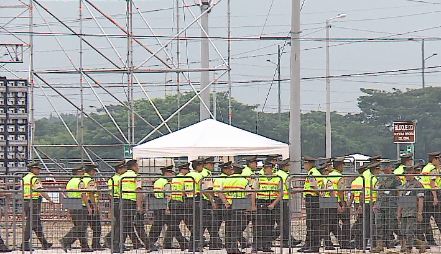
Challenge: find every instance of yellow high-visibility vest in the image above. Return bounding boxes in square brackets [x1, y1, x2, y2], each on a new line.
[171, 173, 186, 202]
[241, 166, 253, 177]
[107, 174, 122, 198]
[66, 177, 83, 199]
[394, 164, 406, 185]
[153, 178, 169, 199]
[23, 172, 41, 200]
[222, 174, 248, 204]
[421, 163, 437, 189]
[256, 176, 280, 200]
[184, 171, 202, 198]
[275, 170, 289, 200]
[121, 170, 138, 201]
[324, 170, 343, 201]
[303, 167, 323, 197]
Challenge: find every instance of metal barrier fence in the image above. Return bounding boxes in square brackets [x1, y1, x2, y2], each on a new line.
[1, 172, 438, 253]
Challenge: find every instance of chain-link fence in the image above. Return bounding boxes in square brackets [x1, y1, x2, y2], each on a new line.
[0, 175, 22, 251]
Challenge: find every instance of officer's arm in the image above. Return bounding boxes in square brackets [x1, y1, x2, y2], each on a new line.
[34, 179, 53, 203]
[135, 179, 143, 211]
[430, 180, 438, 203]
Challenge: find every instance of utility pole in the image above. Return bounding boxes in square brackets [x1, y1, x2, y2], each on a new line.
[290, 0, 301, 175]
[325, 19, 331, 159]
[422, 39, 425, 89]
[277, 45, 281, 121]
[200, 0, 211, 121]
[227, 0, 232, 125]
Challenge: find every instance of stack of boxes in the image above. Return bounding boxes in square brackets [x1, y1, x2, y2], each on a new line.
[0, 77, 28, 174]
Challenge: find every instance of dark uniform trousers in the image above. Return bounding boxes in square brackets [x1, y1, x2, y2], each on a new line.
[184, 196, 202, 250]
[423, 191, 441, 244]
[352, 203, 373, 249]
[225, 208, 246, 253]
[321, 207, 338, 247]
[23, 199, 49, 246]
[148, 209, 171, 246]
[304, 195, 320, 250]
[168, 200, 188, 248]
[337, 205, 351, 248]
[87, 209, 102, 248]
[63, 208, 89, 248]
[105, 199, 120, 246]
[253, 199, 279, 250]
[273, 199, 291, 244]
[133, 211, 149, 247]
[113, 200, 139, 251]
[202, 199, 223, 247]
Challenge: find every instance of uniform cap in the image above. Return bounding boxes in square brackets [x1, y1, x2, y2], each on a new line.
[219, 161, 232, 170]
[332, 157, 345, 164]
[160, 165, 175, 173]
[72, 164, 84, 172]
[317, 163, 328, 171]
[403, 166, 416, 173]
[400, 153, 413, 159]
[84, 163, 98, 172]
[125, 159, 138, 168]
[380, 159, 394, 168]
[428, 152, 441, 158]
[112, 160, 126, 169]
[232, 163, 244, 173]
[177, 163, 190, 170]
[263, 161, 273, 168]
[267, 154, 281, 160]
[369, 155, 382, 162]
[357, 164, 368, 173]
[191, 158, 204, 165]
[278, 158, 290, 167]
[27, 161, 41, 169]
[369, 161, 382, 169]
[244, 156, 258, 163]
[303, 156, 317, 162]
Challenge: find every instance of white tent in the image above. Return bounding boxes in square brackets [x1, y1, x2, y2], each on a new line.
[133, 119, 289, 160]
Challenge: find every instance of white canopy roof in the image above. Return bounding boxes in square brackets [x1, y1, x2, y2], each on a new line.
[133, 119, 289, 159]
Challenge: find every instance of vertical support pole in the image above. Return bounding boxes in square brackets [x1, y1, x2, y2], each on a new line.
[277, 45, 281, 121]
[176, 0, 181, 130]
[325, 20, 331, 158]
[127, 0, 134, 145]
[227, 0, 232, 125]
[28, 0, 34, 160]
[199, 0, 210, 121]
[79, 0, 84, 162]
[422, 39, 425, 89]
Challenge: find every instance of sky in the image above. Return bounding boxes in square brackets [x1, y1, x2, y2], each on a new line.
[1, 0, 440, 120]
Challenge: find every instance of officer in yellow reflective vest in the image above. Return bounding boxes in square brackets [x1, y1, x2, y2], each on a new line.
[319, 160, 337, 251]
[420, 151, 441, 246]
[394, 153, 413, 185]
[331, 157, 352, 249]
[299, 156, 322, 253]
[252, 161, 281, 252]
[241, 156, 257, 177]
[104, 161, 134, 249]
[114, 159, 148, 252]
[350, 161, 379, 249]
[183, 159, 204, 252]
[218, 162, 251, 254]
[272, 158, 302, 247]
[21, 162, 53, 251]
[82, 164, 103, 250]
[201, 157, 224, 250]
[169, 163, 191, 250]
[60, 165, 92, 252]
[148, 165, 174, 249]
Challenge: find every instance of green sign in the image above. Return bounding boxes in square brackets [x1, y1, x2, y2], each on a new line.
[406, 145, 414, 154]
[124, 144, 133, 159]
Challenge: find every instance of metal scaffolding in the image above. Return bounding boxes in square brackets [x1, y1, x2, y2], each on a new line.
[0, 0, 230, 171]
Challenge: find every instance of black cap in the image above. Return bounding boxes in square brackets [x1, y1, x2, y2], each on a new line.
[219, 161, 232, 171]
[203, 156, 218, 164]
[125, 159, 138, 168]
[72, 164, 84, 172]
[400, 153, 413, 159]
[177, 163, 190, 170]
[357, 164, 368, 173]
[27, 161, 41, 169]
[380, 159, 394, 168]
[191, 158, 204, 165]
[278, 158, 290, 168]
[84, 163, 98, 172]
[303, 156, 317, 162]
[369, 161, 381, 170]
[333, 157, 345, 165]
[369, 155, 382, 162]
[428, 152, 441, 159]
[160, 165, 174, 173]
[244, 156, 258, 163]
[232, 163, 244, 173]
[113, 160, 126, 169]
[317, 163, 328, 171]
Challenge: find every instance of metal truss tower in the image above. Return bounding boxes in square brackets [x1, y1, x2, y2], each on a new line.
[0, 0, 230, 172]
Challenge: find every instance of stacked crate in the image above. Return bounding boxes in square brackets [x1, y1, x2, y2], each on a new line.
[0, 77, 28, 174]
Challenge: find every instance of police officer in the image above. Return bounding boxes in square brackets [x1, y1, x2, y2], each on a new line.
[104, 161, 136, 249]
[21, 162, 53, 251]
[114, 159, 147, 252]
[148, 165, 174, 249]
[183, 159, 204, 252]
[420, 151, 441, 246]
[394, 153, 413, 184]
[82, 164, 104, 250]
[169, 163, 191, 250]
[252, 161, 281, 253]
[398, 166, 426, 253]
[218, 162, 250, 254]
[201, 157, 223, 250]
[372, 160, 401, 253]
[126, 159, 150, 250]
[60, 165, 92, 252]
[273, 158, 301, 247]
[241, 156, 257, 177]
[321, 160, 340, 251]
[298, 156, 322, 253]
